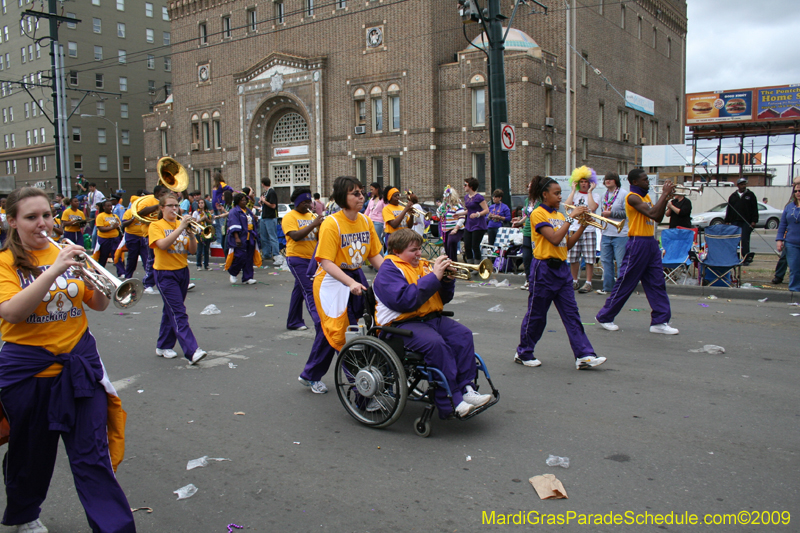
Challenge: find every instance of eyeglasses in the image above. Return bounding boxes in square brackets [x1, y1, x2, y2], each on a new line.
[163, 204, 180, 208]
[349, 191, 364, 197]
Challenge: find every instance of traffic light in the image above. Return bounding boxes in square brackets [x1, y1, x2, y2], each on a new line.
[458, 0, 481, 24]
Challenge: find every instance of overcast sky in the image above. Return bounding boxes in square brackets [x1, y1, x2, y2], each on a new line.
[686, 0, 800, 93]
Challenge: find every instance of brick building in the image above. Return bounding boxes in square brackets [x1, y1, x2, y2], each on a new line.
[144, 0, 687, 202]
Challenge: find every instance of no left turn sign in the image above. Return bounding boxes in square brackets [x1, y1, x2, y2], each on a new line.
[501, 123, 516, 151]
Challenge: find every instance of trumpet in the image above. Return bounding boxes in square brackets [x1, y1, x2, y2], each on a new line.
[563, 204, 625, 232]
[43, 232, 143, 309]
[398, 201, 432, 221]
[652, 184, 704, 196]
[178, 215, 216, 239]
[421, 257, 494, 280]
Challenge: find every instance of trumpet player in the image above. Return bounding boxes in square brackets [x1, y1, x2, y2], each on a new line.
[515, 176, 606, 370]
[382, 187, 414, 249]
[565, 166, 600, 294]
[0, 187, 136, 533]
[93, 199, 122, 274]
[225, 192, 262, 284]
[595, 169, 678, 335]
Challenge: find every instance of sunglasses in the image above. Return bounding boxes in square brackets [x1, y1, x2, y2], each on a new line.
[349, 190, 364, 197]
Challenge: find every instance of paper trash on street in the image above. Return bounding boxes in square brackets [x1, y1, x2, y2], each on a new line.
[529, 474, 568, 499]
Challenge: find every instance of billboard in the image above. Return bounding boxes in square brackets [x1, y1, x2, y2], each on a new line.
[687, 84, 800, 125]
[625, 90, 655, 116]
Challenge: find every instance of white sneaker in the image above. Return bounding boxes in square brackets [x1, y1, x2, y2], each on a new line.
[229, 275, 237, 284]
[156, 348, 179, 359]
[520, 281, 529, 290]
[598, 321, 619, 331]
[273, 255, 285, 265]
[187, 282, 196, 290]
[144, 286, 159, 295]
[244, 279, 257, 285]
[298, 376, 328, 394]
[576, 355, 607, 369]
[17, 519, 48, 533]
[455, 401, 475, 418]
[514, 354, 542, 367]
[190, 348, 207, 364]
[650, 323, 679, 335]
[197, 266, 203, 271]
[290, 325, 309, 331]
[572, 280, 579, 290]
[595, 289, 608, 295]
[119, 274, 126, 280]
[462, 385, 492, 407]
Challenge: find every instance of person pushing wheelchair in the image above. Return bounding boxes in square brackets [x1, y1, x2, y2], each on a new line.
[373, 228, 492, 419]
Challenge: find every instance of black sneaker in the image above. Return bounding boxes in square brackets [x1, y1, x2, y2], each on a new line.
[771, 277, 783, 284]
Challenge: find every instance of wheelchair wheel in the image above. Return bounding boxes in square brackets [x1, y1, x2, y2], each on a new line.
[335, 336, 408, 429]
[413, 417, 431, 438]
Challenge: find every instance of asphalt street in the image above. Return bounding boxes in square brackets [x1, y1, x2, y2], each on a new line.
[1, 262, 798, 532]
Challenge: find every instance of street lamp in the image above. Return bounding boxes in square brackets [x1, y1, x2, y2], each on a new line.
[80, 113, 121, 194]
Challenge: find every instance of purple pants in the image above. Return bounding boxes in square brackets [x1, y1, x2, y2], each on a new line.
[96, 236, 120, 271]
[444, 230, 464, 262]
[142, 247, 155, 289]
[228, 239, 255, 282]
[394, 316, 475, 417]
[286, 256, 315, 329]
[596, 236, 671, 326]
[0, 378, 135, 532]
[124, 234, 149, 280]
[300, 269, 367, 382]
[63, 231, 83, 245]
[154, 267, 199, 360]
[517, 259, 596, 361]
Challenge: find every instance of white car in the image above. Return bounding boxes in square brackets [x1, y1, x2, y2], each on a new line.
[691, 202, 783, 230]
[277, 203, 291, 220]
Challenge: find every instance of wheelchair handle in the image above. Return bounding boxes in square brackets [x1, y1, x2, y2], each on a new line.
[376, 325, 413, 337]
[440, 311, 454, 317]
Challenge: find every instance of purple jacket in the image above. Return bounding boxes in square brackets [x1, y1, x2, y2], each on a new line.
[464, 193, 488, 232]
[373, 259, 455, 313]
[211, 183, 234, 214]
[226, 207, 259, 246]
[487, 202, 511, 229]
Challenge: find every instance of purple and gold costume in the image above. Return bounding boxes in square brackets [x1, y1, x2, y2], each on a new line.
[225, 206, 261, 282]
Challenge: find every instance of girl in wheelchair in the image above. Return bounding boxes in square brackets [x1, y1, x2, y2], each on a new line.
[373, 229, 492, 418]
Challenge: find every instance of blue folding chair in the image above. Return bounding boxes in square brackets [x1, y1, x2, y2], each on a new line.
[660, 228, 695, 284]
[692, 225, 743, 288]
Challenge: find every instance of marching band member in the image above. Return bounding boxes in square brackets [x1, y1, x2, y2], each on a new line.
[60, 197, 86, 246]
[136, 185, 170, 295]
[50, 205, 64, 240]
[373, 229, 492, 418]
[0, 197, 7, 246]
[299, 177, 383, 394]
[122, 194, 150, 280]
[282, 187, 323, 331]
[191, 200, 213, 271]
[149, 192, 207, 363]
[515, 176, 607, 369]
[382, 187, 413, 249]
[0, 187, 135, 533]
[93, 199, 122, 271]
[595, 169, 678, 334]
[225, 192, 262, 285]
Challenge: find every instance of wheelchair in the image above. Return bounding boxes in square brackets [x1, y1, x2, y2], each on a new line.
[333, 289, 499, 437]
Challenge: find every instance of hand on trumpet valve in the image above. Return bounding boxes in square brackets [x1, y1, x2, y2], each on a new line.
[53, 243, 88, 276]
[661, 180, 676, 196]
[570, 205, 589, 220]
[432, 255, 453, 280]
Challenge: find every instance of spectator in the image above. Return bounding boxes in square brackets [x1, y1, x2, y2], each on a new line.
[666, 193, 692, 229]
[462, 177, 489, 265]
[408, 192, 425, 237]
[179, 191, 191, 215]
[565, 166, 599, 293]
[724, 177, 759, 264]
[775, 182, 800, 292]
[597, 172, 628, 295]
[84, 182, 106, 249]
[364, 182, 386, 244]
[487, 189, 511, 245]
[259, 177, 280, 261]
[211, 171, 233, 246]
[312, 193, 325, 216]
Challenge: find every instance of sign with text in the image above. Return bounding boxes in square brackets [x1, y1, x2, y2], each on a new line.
[625, 90, 655, 116]
[687, 84, 800, 125]
[273, 145, 309, 158]
[756, 86, 800, 121]
[718, 153, 762, 166]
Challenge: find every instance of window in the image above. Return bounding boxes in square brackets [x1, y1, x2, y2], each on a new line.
[9, 133, 14, 147]
[0, 56, 3, 70]
[39, 127, 45, 143]
[637, 16, 642, 39]
[222, 16, 231, 38]
[32, 129, 38, 144]
[119, 77, 127, 91]
[356, 158, 367, 184]
[582, 138, 588, 160]
[96, 101, 105, 116]
[2, 108, 7, 123]
[248, 8, 256, 32]
[472, 153, 486, 192]
[99, 155, 108, 171]
[24, 102, 29, 118]
[93, 18, 101, 33]
[191, 120, 200, 144]
[161, 128, 168, 155]
[117, 22, 125, 38]
[146, 55, 154, 69]
[581, 53, 588, 86]
[666, 124, 671, 144]
[598, 103, 604, 137]
[26, 130, 31, 145]
[372, 97, 383, 132]
[27, 158, 32, 173]
[92, 0, 99, 5]
[120, 103, 128, 118]
[164, 56, 171, 71]
[146, 28, 154, 43]
[8, 107, 12, 121]
[2, 135, 7, 149]
[31, 101, 37, 117]
[276, 2, 285, 24]
[199, 23, 207, 44]
[68, 41, 77, 57]
[94, 46, 103, 60]
[598, 0, 603, 15]
[92, 73, 103, 89]
[213, 116, 221, 149]
[202, 121, 210, 150]
[35, 43, 40, 58]
[653, 27, 657, 48]
[162, 6, 169, 21]
[162, 32, 170, 45]
[118, 50, 126, 64]
[307, 0, 314, 17]
[388, 156, 401, 189]
[98, 128, 107, 144]
[121, 129, 130, 145]
[372, 157, 383, 186]
[72, 127, 81, 142]
[122, 156, 131, 171]
[42, 156, 46, 171]
[165, 83, 172, 96]
[116, 0, 124, 11]
[650, 120, 658, 145]
[667, 37, 672, 58]
[472, 87, 486, 126]
[389, 94, 400, 131]
[338, 0, 346, 7]
[67, 70, 77, 85]
[70, 99, 79, 114]
[355, 100, 366, 126]
[148, 80, 156, 94]
[620, 5, 625, 29]
[145, 2, 153, 17]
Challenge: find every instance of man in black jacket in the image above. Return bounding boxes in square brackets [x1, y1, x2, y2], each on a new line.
[724, 177, 759, 264]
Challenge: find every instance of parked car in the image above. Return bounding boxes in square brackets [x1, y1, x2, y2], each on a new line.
[277, 203, 291, 220]
[691, 202, 783, 230]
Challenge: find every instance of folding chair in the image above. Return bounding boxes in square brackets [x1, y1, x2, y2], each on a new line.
[489, 227, 522, 273]
[660, 228, 695, 284]
[420, 226, 443, 259]
[692, 224, 744, 288]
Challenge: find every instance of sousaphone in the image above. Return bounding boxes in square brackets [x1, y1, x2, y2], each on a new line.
[130, 157, 189, 224]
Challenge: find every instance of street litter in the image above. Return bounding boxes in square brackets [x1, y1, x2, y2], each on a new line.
[137, 390, 144, 394]
[529, 474, 568, 500]
[265, 304, 274, 307]
[481, 279, 510, 288]
[466, 456, 472, 462]
[707, 295, 718, 300]
[740, 283, 759, 290]
[788, 303, 799, 306]
[698, 303, 709, 307]
[228, 525, 244, 532]
[758, 298, 768, 302]
[630, 309, 641, 312]
[487, 305, 504, 312]
[688, 345, 725, 354]
[228, 363, 237, 369]
[200, 304, 221, 315]
[791, 313, 800, 317]
[186, 456, 231, 470]
[293, 442, 301, 445]
[234, 412, 245, 416]
[130, 507, 152, 514]
[240, 312, 256, 318]
[173, 484, 198, 500]
[545, 455, 570, 468]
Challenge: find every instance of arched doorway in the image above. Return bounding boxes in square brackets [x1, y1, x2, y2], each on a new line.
[267, 111, 310, 203]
